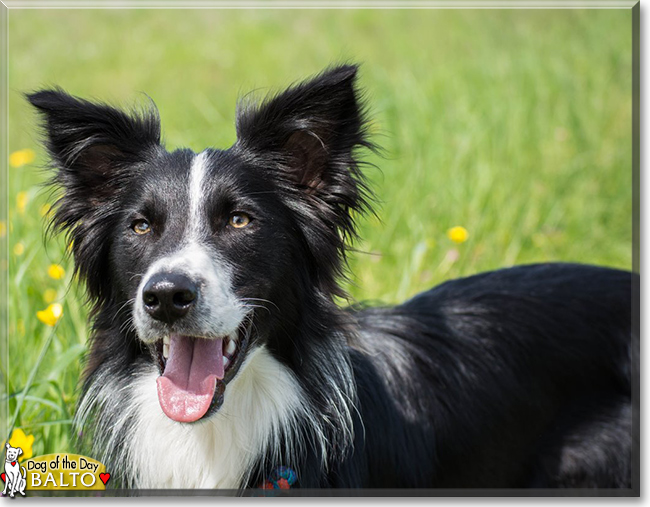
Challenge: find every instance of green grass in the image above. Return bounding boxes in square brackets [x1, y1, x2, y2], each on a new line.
[4, 8, 633, 459]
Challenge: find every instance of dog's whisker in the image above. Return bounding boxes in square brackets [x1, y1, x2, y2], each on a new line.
[240, 304, 270, 315]
[240, 297, 280, 313]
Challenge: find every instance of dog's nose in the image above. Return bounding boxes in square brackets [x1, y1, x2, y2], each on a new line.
[142, 272, 198, 325]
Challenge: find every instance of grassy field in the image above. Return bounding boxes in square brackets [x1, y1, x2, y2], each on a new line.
[3, 8, 633, 460]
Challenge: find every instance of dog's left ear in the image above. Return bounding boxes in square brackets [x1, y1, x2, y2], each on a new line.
[235, 65, 374, 295]
[17, 448, 22, 456]
[236, 64, 372, 200]
[236, 65, 374, 294]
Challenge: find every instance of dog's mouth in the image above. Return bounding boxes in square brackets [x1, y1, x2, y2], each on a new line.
[151, 318, 253, 423]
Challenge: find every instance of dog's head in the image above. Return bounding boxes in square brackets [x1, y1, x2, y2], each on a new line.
[28, 65, 372, 423]
[5, 443, 22, 462]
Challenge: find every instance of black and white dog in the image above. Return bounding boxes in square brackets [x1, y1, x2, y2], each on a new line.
[28, 65, 634, 490]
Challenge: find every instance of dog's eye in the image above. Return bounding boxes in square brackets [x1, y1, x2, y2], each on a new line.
[229, 213, 251, 229]
[132, 219, 152, 235]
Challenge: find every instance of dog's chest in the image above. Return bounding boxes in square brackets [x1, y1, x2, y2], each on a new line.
[123, 347, 303, 488]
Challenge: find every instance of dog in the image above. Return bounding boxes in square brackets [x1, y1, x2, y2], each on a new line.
[27, 64, 635, 490]
[3, 444, 26, 497]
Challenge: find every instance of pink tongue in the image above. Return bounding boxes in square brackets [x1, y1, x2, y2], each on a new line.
[156, 335, 224, 423]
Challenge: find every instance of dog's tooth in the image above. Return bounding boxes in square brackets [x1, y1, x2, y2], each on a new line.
[163, 336, 170, 347]
[223, 356, 230, 367]
[163, 342, 169, 359]
[225, 340, 236, 355]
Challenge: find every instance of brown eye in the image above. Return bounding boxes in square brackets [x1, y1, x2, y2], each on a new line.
[229, 213, 251, 229]
[132, 219, 151, 235]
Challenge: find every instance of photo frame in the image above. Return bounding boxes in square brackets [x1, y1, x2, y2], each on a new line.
[0, 0, 640, 498]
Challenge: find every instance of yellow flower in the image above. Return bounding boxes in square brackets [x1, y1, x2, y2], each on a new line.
[13, 242, 25, 256]
[9, 149, 36, 168]
[8, 428, 34, 461]
[47, 264, 65, 280]
[447, 226, 469, 244]
[36, 303, 63, 327]
[0, 221, 6, 238]
[43, 288, 58, 304]
[16, 191, 29, 214]
[39, 203, 52, 217]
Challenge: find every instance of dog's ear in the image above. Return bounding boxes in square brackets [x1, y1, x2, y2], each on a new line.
[236, 65, 371, 196]
[27, 89, 161, 300]
[17, 449, 22, 456]
[5, 443, 9, 450]
[235, 65, 375, 296]
[27, 89, 161, 210]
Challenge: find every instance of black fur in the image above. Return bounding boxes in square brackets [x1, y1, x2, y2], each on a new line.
[27, 65, 635, 490]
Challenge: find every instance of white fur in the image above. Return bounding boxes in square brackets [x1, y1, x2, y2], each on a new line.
[133, 244, 245, 343]
[188, 150, 209, 242]
[77, 346, 323, 489]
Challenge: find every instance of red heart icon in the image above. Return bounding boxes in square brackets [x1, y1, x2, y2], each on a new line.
[10, 462, 15, 467]
[1, 472, 5, 483]
[99, 473, 111, 485]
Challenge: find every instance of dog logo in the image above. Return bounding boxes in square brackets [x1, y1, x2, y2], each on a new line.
[2, 443, 27, 497]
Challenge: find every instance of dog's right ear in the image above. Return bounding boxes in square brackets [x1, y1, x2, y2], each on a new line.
[5, 443, 9, 450]
[27, 89, 161, 300]
[27, 89, 161, 211]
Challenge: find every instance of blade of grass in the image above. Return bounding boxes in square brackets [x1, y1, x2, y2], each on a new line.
[5, 321, 60, 443]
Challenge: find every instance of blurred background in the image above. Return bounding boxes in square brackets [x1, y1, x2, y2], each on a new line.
[4, 8, 632, 458]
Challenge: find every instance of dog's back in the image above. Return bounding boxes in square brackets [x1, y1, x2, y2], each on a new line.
[347, 263, 633, 488]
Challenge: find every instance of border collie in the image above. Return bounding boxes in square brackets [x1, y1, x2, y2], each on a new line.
[27, 65, 634, 491]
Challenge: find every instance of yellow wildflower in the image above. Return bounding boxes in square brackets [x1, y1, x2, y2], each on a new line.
[447, 226, 469, 244]
[39, 203, 52, 217]
[16, 191, 29, 214]
[0, 221, 6, 238]
[9, 149, 36, 168]
[13, 242, 25, 256]
[8, 428, 34, 461]
[43, 288, 58, 304]
[36, 303, 63, 327]
[47, 264, 65, 280]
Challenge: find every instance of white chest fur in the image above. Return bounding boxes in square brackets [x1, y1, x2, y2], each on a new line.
[115, 346, 304, 489]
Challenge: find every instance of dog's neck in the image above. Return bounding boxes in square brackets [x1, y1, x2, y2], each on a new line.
[77, 345, 319, 488]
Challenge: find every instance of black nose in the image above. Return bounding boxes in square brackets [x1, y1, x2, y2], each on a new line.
[142, 272, 198, 325]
